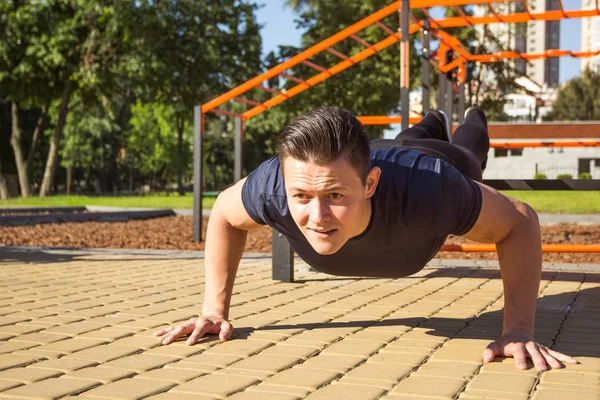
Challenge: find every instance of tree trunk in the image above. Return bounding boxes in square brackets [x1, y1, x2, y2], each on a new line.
[39, 81, 73, 197]
[0, 170, 8, 200]
[66, 165, 72, 195]
[10, 102, 30, 197]
[176, 115, 184, 196]
[26, 101, 50, 184]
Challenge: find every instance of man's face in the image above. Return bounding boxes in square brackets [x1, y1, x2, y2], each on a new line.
[282, 156, 379, 255]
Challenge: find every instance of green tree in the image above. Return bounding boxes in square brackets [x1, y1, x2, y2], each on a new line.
[545, 66, 600, 121]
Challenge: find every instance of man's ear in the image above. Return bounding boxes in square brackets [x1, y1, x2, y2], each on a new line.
[365, 167, 381, 198]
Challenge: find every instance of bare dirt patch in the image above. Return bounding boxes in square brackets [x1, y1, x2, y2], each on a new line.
[0, 216, 598, 264]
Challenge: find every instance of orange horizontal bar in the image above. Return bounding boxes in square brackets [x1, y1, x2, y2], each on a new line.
[255, 85, 284, 96]
[233, 97, 261, 107]
[472, 49, 600, 62]
[434, 8, 600, 29]
[490, 141, 600, 148]
[201, 2, 402, 114]
[302, 60, 328, 72]
[242, 22, 423, 120]
[358, 116, 423, 125]
[441, 244, 600, 253]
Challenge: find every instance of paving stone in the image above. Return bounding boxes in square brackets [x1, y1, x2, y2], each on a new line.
[415, 361, 480, 379]
[0, 367, 63, 383]
[300, 354, 365, 373]
[77, 377, 176, 399]
[201, 339, 273, 358]
[2, 376, 101, 398]
[479, 361, 540, 376]
[304, 383, 386, 400]
[458, 391, 529, 399]
[0, 379, 23, 392]
[68, 344, 142, 363]
[320, 339, 384, 358]
[32, 338, 107, 355]
[228, 354, 302, 373]
[0, 354, 43, 371]
[144, 393, 217, 400]
[344, 362, 414, 382]
[245, 383, 310, 397]
[0, 341, 38, 354]
[226, 391, 300, 400]
[465, 373, 537, 394]
[101, 354, 178, 372]
[368, 351, 427, 366]
[27, 358, 97, 373]
[133, 368, 205, 383]
[213, 367, 272, 380]
[430, 345, 485, 363]
[262, 367, 341, 390]
[170, 374, 259, 397]
[535, 383, 600, 393]
[540, 371, 600, 386]
[531, 389, 600, 400]
[391, 375, 468, 398]
[64, 366, 137, 383]
[172, 353, 243, 369]
[144, 343, 206, 359]
[9, 332, 72, 344]
[259, 344, 319, 359]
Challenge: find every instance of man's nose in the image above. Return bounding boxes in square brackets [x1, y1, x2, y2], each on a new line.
[309, 199, 330, 223]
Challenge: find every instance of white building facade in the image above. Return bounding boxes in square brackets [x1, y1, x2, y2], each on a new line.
[473, 0, 560, 88]
[581, 0, 600, 72]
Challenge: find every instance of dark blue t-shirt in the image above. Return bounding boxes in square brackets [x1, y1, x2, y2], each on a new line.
[241, 147, 482, 278]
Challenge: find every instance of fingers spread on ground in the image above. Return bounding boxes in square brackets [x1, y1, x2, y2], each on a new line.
[526, 342, 548, 371]
[153, 326, 173, 336]
[186, 320, 211, 346]
[547, 348, 579, 364]
[219, 322, 234, 342]
[513, 343, 529, 369]
[539, 347, 563, 369]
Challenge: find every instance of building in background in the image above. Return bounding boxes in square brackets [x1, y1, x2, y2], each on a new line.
[581, 0, 600, 71]
[473, 0, 560, 88]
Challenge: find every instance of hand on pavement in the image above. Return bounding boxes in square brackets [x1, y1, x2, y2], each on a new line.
[153, 314, 234, 345]
[483, 332, 579, 371]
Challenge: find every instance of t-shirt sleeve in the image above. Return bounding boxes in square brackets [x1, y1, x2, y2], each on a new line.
[436, 160, 483, 236]
[241, 157, 279, 225]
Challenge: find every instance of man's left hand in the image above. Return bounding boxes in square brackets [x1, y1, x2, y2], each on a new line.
[483, 331, 579, 371]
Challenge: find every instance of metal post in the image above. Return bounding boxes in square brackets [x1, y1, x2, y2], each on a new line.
[445, 49, 454, 123]
[272, 229, 294, 282]
[400, 0, 410, 130]
[193, 106, 204, 242]
[458, 82, 465, 124]
[438, 73, 446, 111]
[234, 116, 243, 183]
[421, 20, 430, 114]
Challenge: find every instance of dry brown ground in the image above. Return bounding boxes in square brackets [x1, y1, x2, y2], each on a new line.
[1, 216, 599, 264]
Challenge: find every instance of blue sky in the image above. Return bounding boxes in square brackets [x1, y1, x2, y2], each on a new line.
[255, 0, 584, 84]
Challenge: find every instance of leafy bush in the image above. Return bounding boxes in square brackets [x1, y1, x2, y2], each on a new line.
[534, 173, 547, 180]
[578, 172, 592, 180]
[556, 174, 573, 180]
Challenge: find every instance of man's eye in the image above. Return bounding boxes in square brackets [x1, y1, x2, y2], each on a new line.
[294, 194, 307, 200]
[329, 193, 343, 199]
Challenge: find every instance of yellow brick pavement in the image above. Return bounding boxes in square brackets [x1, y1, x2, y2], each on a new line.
[0, 253, 598, 399]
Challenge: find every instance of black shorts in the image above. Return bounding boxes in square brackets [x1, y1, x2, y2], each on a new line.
[370, 138, 483, 182]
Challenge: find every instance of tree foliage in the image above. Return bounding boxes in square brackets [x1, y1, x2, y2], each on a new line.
[545, 66, 600, 121]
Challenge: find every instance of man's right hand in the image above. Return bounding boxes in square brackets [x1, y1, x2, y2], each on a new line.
[153, 314, 234, 345]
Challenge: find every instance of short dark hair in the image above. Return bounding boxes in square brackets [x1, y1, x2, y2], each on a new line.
[275, 107, 371, 183]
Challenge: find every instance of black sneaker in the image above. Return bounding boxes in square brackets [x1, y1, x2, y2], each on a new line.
[463, 105, 487, 129]
[425, 109, 451, 143]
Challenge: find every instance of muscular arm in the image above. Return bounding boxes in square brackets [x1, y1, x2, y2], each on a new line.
[202, 177, 263, 318]
[463, 182, 578, 370]
[154, 178, 262, 344]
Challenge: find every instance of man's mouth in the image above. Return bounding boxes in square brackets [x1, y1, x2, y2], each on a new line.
[309, 228, 337, 237]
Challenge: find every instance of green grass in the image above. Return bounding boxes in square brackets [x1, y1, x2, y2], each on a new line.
[0, 193, 216, 210]
[500, 191, 600, 214]
[1, 191, 599, 214]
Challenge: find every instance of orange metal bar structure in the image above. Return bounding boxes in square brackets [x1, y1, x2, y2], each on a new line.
[441, 244, 600, 253]
[434, 8, 600, 28]
[471, 49, 600, 62]
[255, 85, 284, 96]
[242, 22, 424, 120]
[201, 2, 402, 114]
[233, 97, 261, 107]
[490, 141, 600, 148]
[211, 109, 243, 118]
[301, 60, 328, 73]
[358, 116, 423, 125]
